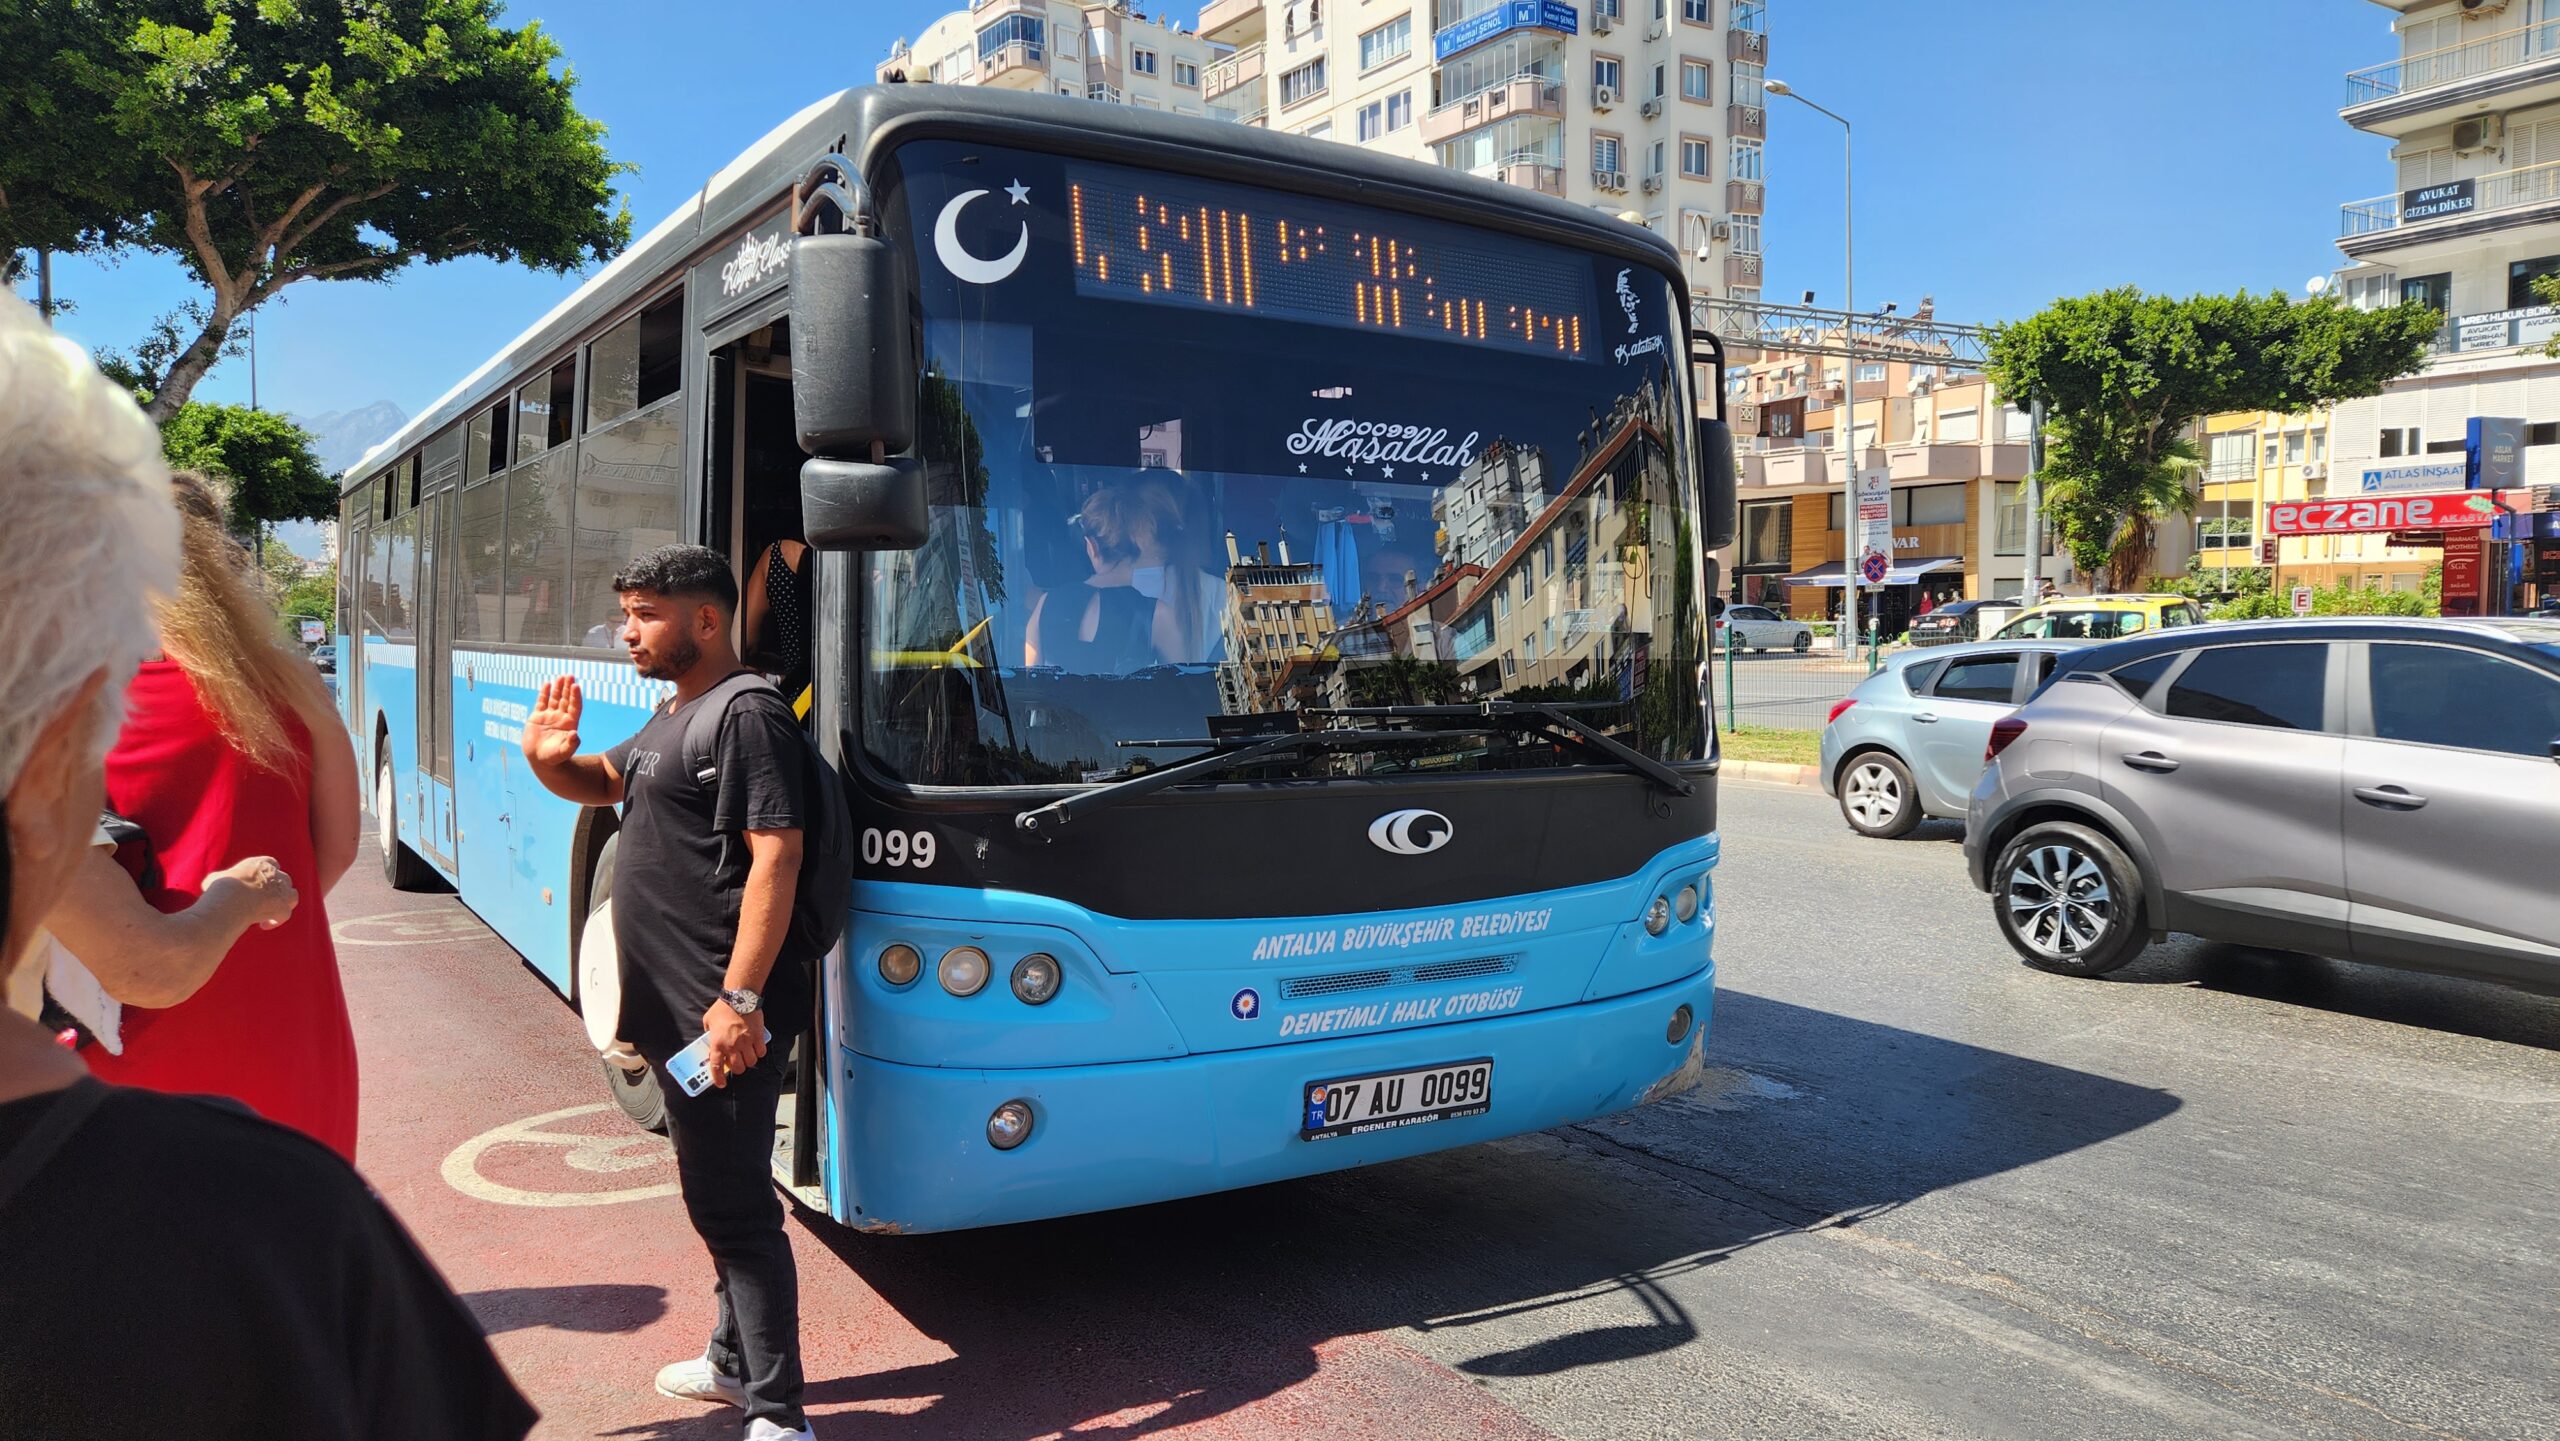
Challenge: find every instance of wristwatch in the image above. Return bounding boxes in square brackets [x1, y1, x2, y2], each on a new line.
[720, 987, 763, 1016]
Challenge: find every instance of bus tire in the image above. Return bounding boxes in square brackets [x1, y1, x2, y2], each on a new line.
[375, 750, 435, 891]
[582, 836, 669, 1136]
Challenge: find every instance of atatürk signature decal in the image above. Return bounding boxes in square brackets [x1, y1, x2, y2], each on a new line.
[1287, 419, 1480, 471]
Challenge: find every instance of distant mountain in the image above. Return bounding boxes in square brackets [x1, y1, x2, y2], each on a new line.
[271, 401, 408, 559]
[289, 400, 409, 478]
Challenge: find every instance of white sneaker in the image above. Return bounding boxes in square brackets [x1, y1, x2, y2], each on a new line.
[743, 1420, 813, 1440]
[654, 1354, 746, 1408]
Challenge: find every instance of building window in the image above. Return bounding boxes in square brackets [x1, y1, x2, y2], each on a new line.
[1731, 59, 1762, 103]
[1088, 81, 1122, 103]
[1681, 60, 1711, 101]
[975, 14, 1044, 62]
[1593, 134, 1622, 173]
[1596, 0, 1622, 17]
[1680, 138, 1709, 177]
[1910, 483, 1965, 526]
[2282, 431, 2306, 464]
[2509, 254, 2560, 309]
[2342, 271, 2395, 311]
[1728, 213, 1760, 253]
[1388, 90, 1411, 130]
[2309, 428, 2327, 461]
[1730, 136, 1763, 181]
[2198, 515, 2254, 551]
[1134, 96, 1161, 109]
[1302, 120, 1333, 141]
[1684, 0, 1712, 20]
[2399, 272, 2450, 313]
[1733, 0, 1765, 29]
[1359, 14, 1411, 70]
[2262, 436, 2279, 468]
[2378, 426, 2421, 457]
[1357, 100, 1384, 140]
[2206, 431, 2254, 480]
[1653, 63, 1666, 98]
[1649, 140, 1665, 175]
[1731, 285, 1761, 306]
[1281, 59, 1327, 106]
[1131, 46, 1158, 76]
[1855, 362, 1885, 383]
[1593, 55, 1622, 92]
[1174, 57, 1198, 86]
[1740, 500, 1791, 568]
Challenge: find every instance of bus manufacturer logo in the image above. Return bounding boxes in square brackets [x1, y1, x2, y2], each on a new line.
[1368, 809, 1453, 856]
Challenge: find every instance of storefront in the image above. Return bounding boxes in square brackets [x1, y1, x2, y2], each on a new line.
[1781, 555, 1962, 638]
[2266, 489, 2514, 613]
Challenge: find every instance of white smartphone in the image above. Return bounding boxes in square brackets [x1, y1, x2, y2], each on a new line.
[665, 1024, 773, 1098]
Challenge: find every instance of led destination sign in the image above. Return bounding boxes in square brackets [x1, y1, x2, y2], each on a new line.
[1068, 166, 1601, 361]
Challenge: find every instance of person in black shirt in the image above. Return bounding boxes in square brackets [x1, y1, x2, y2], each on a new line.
[0, 290, 535, 1441]
[520, 544, 814, 1441]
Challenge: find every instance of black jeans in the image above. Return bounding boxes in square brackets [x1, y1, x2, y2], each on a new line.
[648, 1042, 804, 1429]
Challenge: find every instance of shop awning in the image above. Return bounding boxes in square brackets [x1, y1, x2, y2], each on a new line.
[1782, 556, 1964, 586]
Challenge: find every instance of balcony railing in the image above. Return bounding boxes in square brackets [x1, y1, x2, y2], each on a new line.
[1204, 42, 1263, 97]
[1728, 103, 1766, 140]
[2344, 22, 2560, 108]
[2341, 157, 2560, 238]
[976, 40, 1044, 80]
[1471, 156, 1565, 196]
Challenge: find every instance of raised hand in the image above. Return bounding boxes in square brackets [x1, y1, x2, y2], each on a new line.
[523, 676, 584, 767]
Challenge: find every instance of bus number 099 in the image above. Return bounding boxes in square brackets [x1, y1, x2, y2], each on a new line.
[861, 828, 936, 869]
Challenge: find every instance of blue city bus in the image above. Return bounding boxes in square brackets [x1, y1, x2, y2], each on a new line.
[336, 86, 1738, 1234]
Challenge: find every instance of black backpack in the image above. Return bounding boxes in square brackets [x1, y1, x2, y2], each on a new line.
[674, 670, 853, 958]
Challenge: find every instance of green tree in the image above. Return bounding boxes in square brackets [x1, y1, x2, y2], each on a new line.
[1, 0, 628, 417]
[159, 401, 333, 534]
[1987, 289, 2437, 590]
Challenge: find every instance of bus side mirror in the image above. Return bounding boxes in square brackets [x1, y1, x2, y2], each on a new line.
[792, 233, 926, 551]
[1698, 416, 1738, 550]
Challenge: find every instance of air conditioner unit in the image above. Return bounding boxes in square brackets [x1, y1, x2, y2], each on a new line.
[1640, 97, 1663, 119]
[1592, 168, 1628, 192]
[2461, 0, 2511, 17]
[1709, 220, 1731, 240]
[1641, 174, 1663, 193]
[2453, 113, 2505, 153]
[1593, 11, 1614, 32]
[2303, 461, 2327, 480]
[1592, 83, 1619, 110]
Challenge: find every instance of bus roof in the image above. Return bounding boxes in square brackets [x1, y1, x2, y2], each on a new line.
[341, 84, 1685, 494]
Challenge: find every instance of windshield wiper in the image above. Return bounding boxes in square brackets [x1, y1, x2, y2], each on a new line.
[1012, 727, 1494, 834]
[1305, 700, 1694, 798]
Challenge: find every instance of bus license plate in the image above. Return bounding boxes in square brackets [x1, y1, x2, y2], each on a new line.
[1301, 1059, 1493, 1141]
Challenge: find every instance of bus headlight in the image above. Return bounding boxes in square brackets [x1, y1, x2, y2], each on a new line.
[878, 943, 922, 987]
[939, 946, 991, 997]
[1011, 953, 1062, 1005]
[987, 1099, 1034, 1150]
[1674, 885, 1700, 925]
[1643, 897, 1672, 936]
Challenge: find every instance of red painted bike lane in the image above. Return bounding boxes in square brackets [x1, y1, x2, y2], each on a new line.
[332, 843, 1555, 1441]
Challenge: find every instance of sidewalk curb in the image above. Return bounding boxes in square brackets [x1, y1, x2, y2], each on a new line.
[1721, 759, 1820, 791]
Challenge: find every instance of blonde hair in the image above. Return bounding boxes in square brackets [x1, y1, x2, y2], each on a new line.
[0, 291, 178, 797]
[162, 471, 320, 771]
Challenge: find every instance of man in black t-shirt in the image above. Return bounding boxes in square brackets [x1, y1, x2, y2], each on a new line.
[521, 544, 814, 1441]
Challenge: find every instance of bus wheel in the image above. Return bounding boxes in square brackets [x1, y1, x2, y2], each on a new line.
[603, 1054, 667, 1135]
[375, 752, 434, 891]
[580, 836, 668, 1135]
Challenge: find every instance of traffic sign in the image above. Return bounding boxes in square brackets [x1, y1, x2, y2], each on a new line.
[1858, 550, 1890, 584]
[2289, 585, 2315, 616]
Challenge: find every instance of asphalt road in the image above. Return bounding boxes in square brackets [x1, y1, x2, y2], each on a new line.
[341, 779, 2559, 1441]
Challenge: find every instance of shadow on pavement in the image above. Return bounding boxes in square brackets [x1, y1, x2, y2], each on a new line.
[2108, 941, 2560, 1050]
[465, 1282, 669, 1338]
[776, 989, 2181, 1439]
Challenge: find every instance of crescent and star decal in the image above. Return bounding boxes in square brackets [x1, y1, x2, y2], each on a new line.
[933, 180, 1033, 285]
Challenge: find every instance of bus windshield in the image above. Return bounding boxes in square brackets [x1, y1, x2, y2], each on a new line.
[862, 139, 1706, 788]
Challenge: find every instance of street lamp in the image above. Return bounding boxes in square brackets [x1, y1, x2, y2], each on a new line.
[1764, 77, 1864, 654]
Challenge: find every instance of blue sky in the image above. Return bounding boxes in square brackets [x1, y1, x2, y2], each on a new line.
[34, 0, 2398, 423]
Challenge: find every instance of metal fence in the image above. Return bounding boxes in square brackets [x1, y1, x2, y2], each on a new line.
[1713, 633, 1885, 732]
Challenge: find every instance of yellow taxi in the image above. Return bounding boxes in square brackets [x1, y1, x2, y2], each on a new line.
[1988, 593, 2205, 641]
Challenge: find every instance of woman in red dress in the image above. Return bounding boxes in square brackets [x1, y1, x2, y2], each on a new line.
[79, 473, 364, 1158]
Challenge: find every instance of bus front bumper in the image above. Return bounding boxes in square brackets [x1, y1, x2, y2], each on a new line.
[826, 967, 1713, 1233]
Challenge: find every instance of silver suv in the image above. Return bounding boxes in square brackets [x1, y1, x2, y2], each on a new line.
[1964, 618, 2560, 992]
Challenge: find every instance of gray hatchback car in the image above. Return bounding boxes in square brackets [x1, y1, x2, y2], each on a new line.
[1965, 618, 2560, 993]
[1820, 640, 2086, 837]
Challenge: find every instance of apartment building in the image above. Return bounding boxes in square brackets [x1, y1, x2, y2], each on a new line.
[2195, 408, 2448, 594]
[2332, 1, 2560, 481]
[1729, 351, 2087, 629]
[886, 2, 1771, 307]
[880, 3, 1225, 114]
